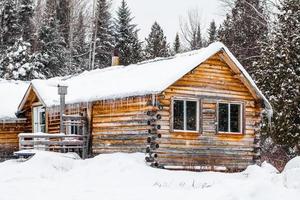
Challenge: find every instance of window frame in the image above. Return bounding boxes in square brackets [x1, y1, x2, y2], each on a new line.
[66, 120, 80, 135]
[171, 97, 200, 133]
[217, 101, 244, 135]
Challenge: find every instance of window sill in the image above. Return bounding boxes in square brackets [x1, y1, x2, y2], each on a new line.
[217, 131, 244, 135]
[173, 129, 200, 133]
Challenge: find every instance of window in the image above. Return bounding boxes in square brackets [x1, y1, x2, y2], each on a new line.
[218, 103, 242, 133]
[173, 99, 199, 131]
[66, 120, 79, 135]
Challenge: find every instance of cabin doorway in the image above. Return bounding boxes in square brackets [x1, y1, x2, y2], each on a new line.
[33, 106, 46, 133]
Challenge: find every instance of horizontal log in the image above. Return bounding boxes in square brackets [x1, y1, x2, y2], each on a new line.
[167, 86, 253, 98]
[164, 90, 254, 101]
[157, 138, 254, 147]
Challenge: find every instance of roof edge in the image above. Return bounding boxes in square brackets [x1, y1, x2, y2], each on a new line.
[219, 45, 273, 116]
[18, 83, 47, 111]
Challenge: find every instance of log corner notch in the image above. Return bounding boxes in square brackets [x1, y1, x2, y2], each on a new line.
[253, 128, 262, 166]
[145, 94, 163, 168]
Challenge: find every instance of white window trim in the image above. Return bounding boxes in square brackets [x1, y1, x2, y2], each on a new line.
[217, 102, 243, 134]
[66, 120, 79, 135]
[172, 98, 200, 132]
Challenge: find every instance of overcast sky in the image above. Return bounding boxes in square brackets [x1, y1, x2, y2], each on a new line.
[111, 0, 226, 43]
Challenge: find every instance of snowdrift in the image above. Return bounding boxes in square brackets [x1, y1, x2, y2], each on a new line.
[0, 152, 299, 200]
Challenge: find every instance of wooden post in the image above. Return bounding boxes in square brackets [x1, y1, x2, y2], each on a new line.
[82, 118, 87, 159]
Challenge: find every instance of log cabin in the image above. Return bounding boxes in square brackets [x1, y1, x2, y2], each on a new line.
[15, 42, 272, 171]
[0, 80, 28, 160]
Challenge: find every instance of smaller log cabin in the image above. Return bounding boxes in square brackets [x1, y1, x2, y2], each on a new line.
[0, 80, 28, 160]
[16, 42, 272, 171]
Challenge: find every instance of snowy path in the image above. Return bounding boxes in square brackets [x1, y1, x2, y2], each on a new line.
[0, 152, 299, 200]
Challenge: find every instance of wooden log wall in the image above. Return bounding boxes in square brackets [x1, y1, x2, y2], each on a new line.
[0, 119, 26, 160]
[92, 96, 155, 154]
[150, 53, 263, 171]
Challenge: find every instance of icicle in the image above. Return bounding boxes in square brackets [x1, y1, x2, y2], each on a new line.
[267, 109, 273, 129]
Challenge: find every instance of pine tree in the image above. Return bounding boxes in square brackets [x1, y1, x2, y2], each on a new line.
[57, 0, 71, 47]
[207, 20, 217, 44]
[0, 0, 43, 80]
[173, 33, 181, 54]
[18, 0, 34, 44]
[92, 0, 114, 69]
[130, 31, 143, 64]
[145, 22, 170, 59]
[114, 0, 142, 65]
[0, 0, 20, 47]
[195, 24, 202, 49]
[189, 24, 203, 50]
[0, 38, 45, 80]
[256, 0, 300, 154]
[218, 0, 268, 75]
[34, 0, 69, 77]
[72, 10, 87, 73]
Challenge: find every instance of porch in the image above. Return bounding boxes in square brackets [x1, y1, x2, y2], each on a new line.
[16, 114, 89, 159]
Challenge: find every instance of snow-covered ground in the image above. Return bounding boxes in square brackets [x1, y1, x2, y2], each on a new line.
[0, 152, 300, 200]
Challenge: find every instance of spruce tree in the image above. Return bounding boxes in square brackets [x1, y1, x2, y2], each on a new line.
[114, 0, 142, 65]
[207, 20, 217, 44]
[92, 0, 114, 69]
[191, 24, 203, 50]
[18, 0, 34, 45]
[173, 33, 181, 54]
[34, 0, 69, 77]
[72, 10, 87, 73]
[256, 0, 300, 154]
[0, 0, 20, 47]
[218, 0, 268, 75]
[0, 38, 45, 80]
[145, 22, 170, 59]
[0, 0, 43, 80]
[180, 9, 203, 50]
[56, 0, 71, 47]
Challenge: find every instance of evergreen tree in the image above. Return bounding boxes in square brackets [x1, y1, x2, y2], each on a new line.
[190, 24, 203, 50]
[0, 0, 20, 47]
[256, 0, 300, 154]
[196, 25, 202, 49]
[145, 22, 170, 59]
[72, 10, 87, 73]
[218, 0, 268, 75]
[114, 0, 142, 65]
[92, 0, 114, 69]
[34, 0, 69, 77]
[0, 38, 45, 80]
[180, 9, 204, 50]
[31, 0, 43, 52]
[173, 33, 181, 54]
[207, 20, 217, 44]
[0, 0, 42, 80]
[130, 31, 143, 64]
[18, 0, 34, 44]
[56, 0, 71, 47]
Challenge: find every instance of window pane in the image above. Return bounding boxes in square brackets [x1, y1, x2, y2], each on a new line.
[218, 103, 229, 132]
[230, 104, 241, 132]
[173, 100, 184, 130]
[186, 101, 197, 131]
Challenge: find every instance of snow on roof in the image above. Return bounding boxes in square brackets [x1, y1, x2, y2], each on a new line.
[20, 42, 272, 114]
[0, 79, 29, 119]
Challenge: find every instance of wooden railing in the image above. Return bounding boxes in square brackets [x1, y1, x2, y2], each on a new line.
[18, 133, 88, 158]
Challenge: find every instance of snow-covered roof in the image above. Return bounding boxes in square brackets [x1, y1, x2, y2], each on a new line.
[18, 42, 272, 114]
[0, 79, 29, 119]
